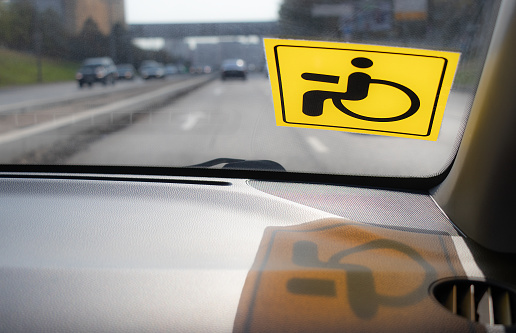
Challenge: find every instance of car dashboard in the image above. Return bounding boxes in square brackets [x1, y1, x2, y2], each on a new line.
[0, 173, 514, 332]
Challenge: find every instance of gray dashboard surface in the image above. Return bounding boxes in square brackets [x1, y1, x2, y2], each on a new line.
[248, 180, 458, 235]
[0, 174, 490, 332]
[0, 175, 335, 332]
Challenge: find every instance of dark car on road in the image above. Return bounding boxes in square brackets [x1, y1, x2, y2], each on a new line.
[221, 59, 247, 80]
[116, 64, 137, 80]
[76, 57, 118, 88]
[139, 60, 165, 80]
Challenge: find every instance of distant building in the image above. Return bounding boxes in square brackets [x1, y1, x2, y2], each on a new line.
[67, 0, 125, 35]
[13, 0, 125, 35]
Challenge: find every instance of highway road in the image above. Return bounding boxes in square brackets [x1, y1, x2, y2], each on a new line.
[62, 74, 471, 178]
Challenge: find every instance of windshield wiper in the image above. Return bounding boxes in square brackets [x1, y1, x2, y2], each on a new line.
[189, 158, 286, 171]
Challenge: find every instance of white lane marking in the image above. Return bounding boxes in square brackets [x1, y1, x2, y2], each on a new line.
[181, 112, 205, 131]
[306, 136, 329, 153]
[451, 237, 485, 278]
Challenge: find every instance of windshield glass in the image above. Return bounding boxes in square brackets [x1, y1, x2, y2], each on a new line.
[79, 65, 100, 71]
[0, 0, 501, 179]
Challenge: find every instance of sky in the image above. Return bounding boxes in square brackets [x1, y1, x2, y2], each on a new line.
[125, 0, 282, 24]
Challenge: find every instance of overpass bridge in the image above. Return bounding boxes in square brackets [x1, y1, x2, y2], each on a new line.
[128, 21, 280, 38]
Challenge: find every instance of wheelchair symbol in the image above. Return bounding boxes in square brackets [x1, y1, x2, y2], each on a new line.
[289, 239, 436, 318]
[302, 57, 420, 122]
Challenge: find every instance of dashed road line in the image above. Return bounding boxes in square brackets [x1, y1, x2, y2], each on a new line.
[181, 112, 205, 130]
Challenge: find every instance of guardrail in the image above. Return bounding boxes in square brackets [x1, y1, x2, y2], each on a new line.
[0, 75, 193, 115]
[0, 75, 216, 163]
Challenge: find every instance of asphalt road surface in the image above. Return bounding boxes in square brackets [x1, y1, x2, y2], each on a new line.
[64, 74, 471, 177]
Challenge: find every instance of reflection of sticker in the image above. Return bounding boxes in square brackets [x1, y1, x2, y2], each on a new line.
[233, 219, 470, 332]
[265, 39, 460, 140]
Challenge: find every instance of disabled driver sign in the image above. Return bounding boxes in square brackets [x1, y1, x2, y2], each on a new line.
[264, 39, 460, 140]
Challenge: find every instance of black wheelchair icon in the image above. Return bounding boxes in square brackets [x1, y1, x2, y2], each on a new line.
[289, 238, 436, 319]
[302, 57, 420, 122]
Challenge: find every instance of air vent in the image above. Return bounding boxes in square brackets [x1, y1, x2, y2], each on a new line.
[432, 279, 516, 326]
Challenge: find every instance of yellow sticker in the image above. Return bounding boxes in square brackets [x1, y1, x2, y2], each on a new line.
[265, 39, 460, 140]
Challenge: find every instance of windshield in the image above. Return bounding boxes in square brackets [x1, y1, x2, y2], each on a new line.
[79, 65, 101, 71]
[0, 0, 501, 181]
[117, 64, 133, 69]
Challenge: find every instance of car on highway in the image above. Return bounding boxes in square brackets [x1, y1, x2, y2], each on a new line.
[0, 0, 515, 332]
[139, 60, 166, 80]
[75, 57, 118, 88]
[116, 63, 137, 80]
[221, 58, 247, 80]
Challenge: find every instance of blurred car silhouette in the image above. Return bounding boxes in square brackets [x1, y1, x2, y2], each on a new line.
[165, 64, 179, 76]
[116, 64, 137, 80]
[75, 57, 118, 88]
[221, 59, 247, 80]
[139, 60, 165, 80]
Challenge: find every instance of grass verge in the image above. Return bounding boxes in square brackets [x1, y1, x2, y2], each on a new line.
[0, 48, 78, 87]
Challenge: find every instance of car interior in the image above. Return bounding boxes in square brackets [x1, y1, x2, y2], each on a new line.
[0, 0, 515, 332]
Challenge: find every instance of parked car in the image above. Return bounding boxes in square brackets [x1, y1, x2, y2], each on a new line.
[139, 60, 165, 80]
[221, 58, 247, 80]
[116, 64, 137, 80]
[75, 57, 117, 88]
